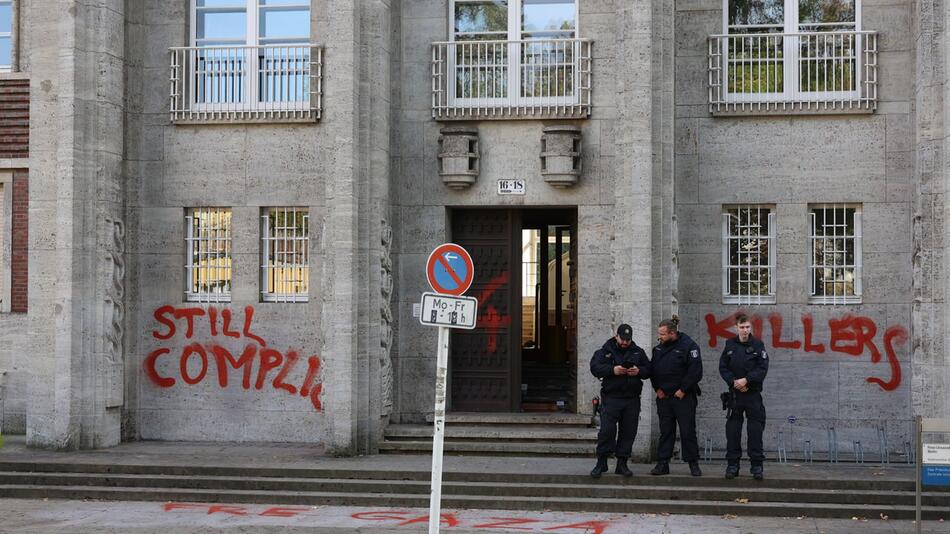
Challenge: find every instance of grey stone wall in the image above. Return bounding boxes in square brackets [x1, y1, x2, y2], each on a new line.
[913, 0, 950, 421]
[389, 0, 667, 460]
[674, 0, 916, 455]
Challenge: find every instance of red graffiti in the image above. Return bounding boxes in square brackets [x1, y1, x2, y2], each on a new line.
[145, 306, 323, 411]
[476, 272, 511, 353]
[349, 510, 613, 533]
[705, 312, 908, 391]
[163, 503, 308, 518]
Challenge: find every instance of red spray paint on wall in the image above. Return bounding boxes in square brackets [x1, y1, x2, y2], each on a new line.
[705, 311, 907, 391]
[145, 305, 323, 411]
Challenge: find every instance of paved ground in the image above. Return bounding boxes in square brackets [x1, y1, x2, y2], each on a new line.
[0, 498, 946, 533]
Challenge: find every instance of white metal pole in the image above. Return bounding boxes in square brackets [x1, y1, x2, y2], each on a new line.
[428, 325, 450, 534]
[916, 415, 922, 534]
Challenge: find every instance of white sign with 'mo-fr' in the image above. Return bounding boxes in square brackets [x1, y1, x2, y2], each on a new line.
[923, 443, 950, 465]
[419, 292, 478, 330]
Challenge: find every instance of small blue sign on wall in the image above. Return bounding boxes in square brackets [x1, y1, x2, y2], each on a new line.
[922, 465, 950, 486]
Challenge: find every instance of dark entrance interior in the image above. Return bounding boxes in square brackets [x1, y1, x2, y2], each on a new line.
[449, 208, 577, 413]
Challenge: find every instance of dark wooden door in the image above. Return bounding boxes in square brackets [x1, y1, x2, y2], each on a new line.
[450, 209, 520, 412]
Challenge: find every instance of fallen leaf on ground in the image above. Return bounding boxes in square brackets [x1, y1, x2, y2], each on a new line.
[880, 513, 889, 520]
[796, 516, 808, 520]
[660, 512, 670, 517]
[721, 514, 738, 520]
[735, 497, 750, 504]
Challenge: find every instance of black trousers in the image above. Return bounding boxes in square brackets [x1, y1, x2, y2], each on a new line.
[596, 396, 640, 457]
[656, 394, 699, 463]
[726, 391, 766, 465]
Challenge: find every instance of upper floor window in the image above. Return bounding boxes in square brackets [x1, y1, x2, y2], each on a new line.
[809, 204, 862, 304]
[0, 1, 12, 70]
[709, 1, 877, 113]
[185, 207, 232, 303]
[261, 207, 310, 303]
[433, 0, 592, 119]
[722, 205, 776, 304]
[172, 1, 320, 122]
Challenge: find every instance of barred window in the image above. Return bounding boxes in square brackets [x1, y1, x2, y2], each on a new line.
[185, 207, 232, 303]
[722, 205, 776, 304]
[261, 207, 309, 302]
[809, 204, 862, 304]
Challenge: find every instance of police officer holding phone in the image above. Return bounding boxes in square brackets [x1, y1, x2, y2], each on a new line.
[589, 324, 652, 478]
[719, 313, 769, 480]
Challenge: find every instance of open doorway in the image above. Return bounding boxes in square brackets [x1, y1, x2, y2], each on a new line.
[519, 211, 576, 412]
[449, 208, 577, 413]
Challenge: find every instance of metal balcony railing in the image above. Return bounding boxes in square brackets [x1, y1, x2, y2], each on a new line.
[432, 38, 592, 120]
[708, 31, 877, 114]
[170, 44, 322, 123]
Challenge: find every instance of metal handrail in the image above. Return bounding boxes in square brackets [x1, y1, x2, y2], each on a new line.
[432, 37, 592, 120]
[170, 44, 323, 123]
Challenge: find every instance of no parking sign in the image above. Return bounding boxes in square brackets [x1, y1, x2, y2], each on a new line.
[425, 243, 474, 296]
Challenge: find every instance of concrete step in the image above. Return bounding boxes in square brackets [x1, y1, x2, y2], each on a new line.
[0, 461, 933, 492]
[426, 412, 592, 426]
[1, 471, 946, 507]
[378, 440, 593, 456]
[384, 424, 597, 442]
[0, 484, 946, 520]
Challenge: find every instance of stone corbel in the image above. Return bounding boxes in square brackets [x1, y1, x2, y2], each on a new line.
[540, 125, 582, 188]
[438, 126, 479, 189]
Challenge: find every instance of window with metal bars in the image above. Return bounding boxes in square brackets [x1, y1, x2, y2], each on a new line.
[722, 205, 776, 304]
[185, 207, 232, 303]
[261, 207, 309, 302]
[809, 204, 861, 304]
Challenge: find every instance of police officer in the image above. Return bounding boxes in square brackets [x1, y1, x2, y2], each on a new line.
[719, 313, 769, 480]
[650, 316, 703, 477]
[589, 323, 652, 478]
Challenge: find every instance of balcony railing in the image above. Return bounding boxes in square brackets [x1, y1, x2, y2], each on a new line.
[170, 44, 322, 123]
[432, 38, 592, 120]
[708, 31, 877, 114]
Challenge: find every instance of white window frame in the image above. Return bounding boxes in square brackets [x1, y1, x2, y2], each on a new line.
[721, 205, 776, 305]
[0, 0, 13, 71]
[260, 207, 310, 303]
[447, 0, 581, 108]
[185, 207, 233, 303]
[808, 203, 862, 305]
[0, 171, 12, 312]
[722, 0, 862, 104]
[189, 0, 311, 112]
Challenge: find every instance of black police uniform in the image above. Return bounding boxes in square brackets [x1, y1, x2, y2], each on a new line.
[590, 337, 652, 459]
[650, 332, 703, 464]
[719, 334, 769, 470]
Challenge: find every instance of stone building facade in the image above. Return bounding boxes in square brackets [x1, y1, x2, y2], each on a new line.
[0, 0, 945, 460]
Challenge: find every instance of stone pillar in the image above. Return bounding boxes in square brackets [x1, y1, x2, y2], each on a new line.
[26, 0, 127, 449]
[913, 0, 950, 420]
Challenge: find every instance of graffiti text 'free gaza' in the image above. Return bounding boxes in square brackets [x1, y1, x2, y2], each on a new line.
[144, 305, 323, 411]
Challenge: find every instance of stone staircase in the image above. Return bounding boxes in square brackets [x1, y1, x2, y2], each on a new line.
[379, 412, 597, 456]
[0, 459, 947, 520]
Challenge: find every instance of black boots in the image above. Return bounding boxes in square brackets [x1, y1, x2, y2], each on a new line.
[751, 464, 764, 480]
[615, 457, 633, 477]
[725, 463, 739, 479]
[649, 461, 669, 475]
[590, 455, 609, 478]
[689, 461, 703, 477]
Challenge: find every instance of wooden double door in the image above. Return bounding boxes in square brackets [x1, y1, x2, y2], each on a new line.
[449, 208, 577, 413]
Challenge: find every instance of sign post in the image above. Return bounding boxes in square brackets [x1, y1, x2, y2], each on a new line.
[916, 416, 950, 533]
[421, 244, 476, 534]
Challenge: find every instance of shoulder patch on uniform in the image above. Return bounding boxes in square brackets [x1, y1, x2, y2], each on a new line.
[762, 350, 768, 359]
[690, 349, 699, 359]
[727, 350, 733, 355]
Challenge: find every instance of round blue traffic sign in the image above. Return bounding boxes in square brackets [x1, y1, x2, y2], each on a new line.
[426, 243, 474, 296]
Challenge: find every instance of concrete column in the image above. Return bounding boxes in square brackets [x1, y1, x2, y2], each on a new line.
[913, 0, 950, 419]
[319, 0, 392, 455]
[26, 0, 127, 449]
